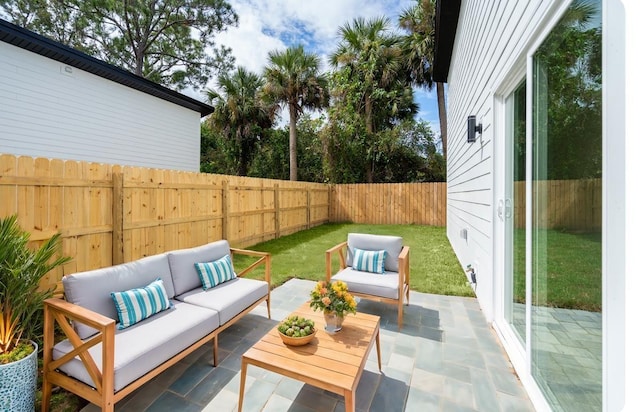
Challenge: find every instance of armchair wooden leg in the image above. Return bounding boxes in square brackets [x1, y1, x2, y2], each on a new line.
[41, 377, 52, 412]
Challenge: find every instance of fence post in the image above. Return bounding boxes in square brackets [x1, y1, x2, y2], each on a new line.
[112, 171, 124, 265]
[306, 189, 311, 229]
[275, 184, 280, 238]
[222, 180, 229, 240]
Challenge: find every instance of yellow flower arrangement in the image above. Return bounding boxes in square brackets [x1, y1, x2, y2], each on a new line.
[309, 280, 357, 317]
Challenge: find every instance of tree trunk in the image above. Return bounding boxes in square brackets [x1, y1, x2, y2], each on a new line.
[437, 82, 447, 160]
[364, 96, 374, 183]
[289, 102, 298, 181]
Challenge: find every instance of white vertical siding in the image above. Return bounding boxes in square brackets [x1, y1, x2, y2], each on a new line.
[446, 0, 555, 319]
[0, 42, 201, 171]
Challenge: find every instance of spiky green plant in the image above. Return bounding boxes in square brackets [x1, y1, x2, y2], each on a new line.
[0, 215, 70, 362]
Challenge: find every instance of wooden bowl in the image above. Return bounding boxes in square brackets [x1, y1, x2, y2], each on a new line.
[278, 329, 317, 346]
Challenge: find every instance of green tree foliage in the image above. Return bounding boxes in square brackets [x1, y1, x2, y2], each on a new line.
[330, 17, 417, 182]
[534, 0, 601, 180]
[263, 45, 329, 181]
[200, 121, 236, 175]
[322, 114, 443, 184]
[0, 0, 238, 90]
[398, 0, 448, 160]
[206, 67, 274, 176]
[250, 115, 326, 182]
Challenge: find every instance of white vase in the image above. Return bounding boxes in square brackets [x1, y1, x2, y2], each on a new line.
[324, 311, 344, 333]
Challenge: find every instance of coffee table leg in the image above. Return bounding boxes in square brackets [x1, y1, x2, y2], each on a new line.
[376, 330, 382, 371]
[345, 389, 356, 412]
[238, 358, 247, 412]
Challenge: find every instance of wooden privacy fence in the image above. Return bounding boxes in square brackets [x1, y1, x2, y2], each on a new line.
[0, 154, 602, 291]
[330, 183, 447, 226]
[0, 155, 329, 291]
[511, 179, 601, 231]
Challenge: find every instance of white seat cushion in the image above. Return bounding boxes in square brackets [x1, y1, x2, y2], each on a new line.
[176, 277, 268, 325]
[52, 300, 219, 392]
[332, 267, 400, 300]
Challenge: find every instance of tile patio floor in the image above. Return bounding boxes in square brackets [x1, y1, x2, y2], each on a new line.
[81, 278, 535, 412]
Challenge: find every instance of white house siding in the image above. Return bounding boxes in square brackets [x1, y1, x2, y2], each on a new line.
[0, 41, 201, 171]
[446, 0, 555, 320]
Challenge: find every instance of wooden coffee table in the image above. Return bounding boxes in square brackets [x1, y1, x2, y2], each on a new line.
[238, 303, 381, 412]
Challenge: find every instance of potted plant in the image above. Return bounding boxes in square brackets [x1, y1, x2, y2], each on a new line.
[309, 280, 357, 333]
[0, 214, 70, 412]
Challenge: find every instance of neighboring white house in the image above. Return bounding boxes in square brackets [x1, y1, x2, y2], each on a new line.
[0, 19, 213, 172]
[434, 0, 636, 411]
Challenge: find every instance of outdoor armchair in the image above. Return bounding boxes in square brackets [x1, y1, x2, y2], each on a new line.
[325, 233, 410, 328]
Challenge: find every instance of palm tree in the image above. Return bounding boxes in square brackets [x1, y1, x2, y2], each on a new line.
[399, 0, 448, 160]
[330, 16, 411, 182]
[206, 67, 274, 176]
[263, 46, 329, 181]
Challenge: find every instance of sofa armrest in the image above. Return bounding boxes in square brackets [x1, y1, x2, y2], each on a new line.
[325, 241, 348, 281]
[230, 248, 271, 285]
[398, 246, 410, 288]
[43, 298, 116, 396]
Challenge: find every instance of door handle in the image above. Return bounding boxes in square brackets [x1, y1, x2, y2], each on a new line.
[505, 198, 512, 219]
[498, 199, 504, 221]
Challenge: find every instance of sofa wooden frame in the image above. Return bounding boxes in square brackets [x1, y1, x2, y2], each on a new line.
[325, 241, 410, 328]
[41, 248, 271, 412]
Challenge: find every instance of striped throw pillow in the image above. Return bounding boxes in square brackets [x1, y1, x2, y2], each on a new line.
[194, 254, 236, 290]
[352, 248, 386, 274]
[111, 279, 172, 329]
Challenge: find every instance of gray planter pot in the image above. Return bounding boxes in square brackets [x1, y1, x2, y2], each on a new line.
[0, 341, 38, 412]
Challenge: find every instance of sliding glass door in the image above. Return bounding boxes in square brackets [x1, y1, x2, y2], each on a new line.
[498, 1, 602, 410]
[504, 80, 527, 347]
[531, 2, 602, 410]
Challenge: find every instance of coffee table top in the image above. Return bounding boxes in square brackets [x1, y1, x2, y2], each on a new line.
[242, 302, 381, 394]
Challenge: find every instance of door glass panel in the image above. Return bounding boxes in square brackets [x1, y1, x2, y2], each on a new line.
[532, 1, 602, 411]
[505, 80, 527, 345]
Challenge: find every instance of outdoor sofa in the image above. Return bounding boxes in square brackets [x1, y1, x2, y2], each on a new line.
[41, 239, 271, 412]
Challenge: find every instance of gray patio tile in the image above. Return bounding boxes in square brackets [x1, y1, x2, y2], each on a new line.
[469, 367, 500, 412]
[291, 385, 339, 411]
[274, 376, 305, 400]
[239, 379, 277, 412]
[79, 278, 535, 412]
[352, 369, 381, 408]
[168, 361, 214, 396]
[186, 365, 236, 405]
[489, 367, 528, 398]
[369, 372, 409, 412]
[144, 392, 202, 412]
[439, 361, 472, 383]
[388, 352, 415, 371]
[442, 377, 475, 409]
[201, 388, 237, 412]
[496, 391, 536, 412]
[439, 398, 478, 412]
[405, 387, 440, 411]
[410, 367, 445, 393]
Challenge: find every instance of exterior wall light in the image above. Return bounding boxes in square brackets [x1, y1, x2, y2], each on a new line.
[467, 115, 482, 143]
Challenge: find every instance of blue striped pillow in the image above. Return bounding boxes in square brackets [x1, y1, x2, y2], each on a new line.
[352, 248, 386, 274]
[111, 278, 172, 329]
[194, 254, 236, 290]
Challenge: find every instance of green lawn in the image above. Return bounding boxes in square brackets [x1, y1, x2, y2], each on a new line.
[512, 229, 602, 312]
[235, 222, 475, 298]
[238, 223, 602, 312]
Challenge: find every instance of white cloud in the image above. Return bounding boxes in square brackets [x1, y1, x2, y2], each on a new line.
[202, 0, 441, 133]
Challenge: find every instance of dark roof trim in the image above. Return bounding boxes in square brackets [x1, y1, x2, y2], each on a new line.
[433, 0, 461, 83]
[0, 18, 214, 117]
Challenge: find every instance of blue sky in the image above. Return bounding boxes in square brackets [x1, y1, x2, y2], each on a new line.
[208, 0, 441, 137]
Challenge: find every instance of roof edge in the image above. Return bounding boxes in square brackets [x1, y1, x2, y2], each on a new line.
[433, 0, 461, 83]
[0, 18, 214, 117]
